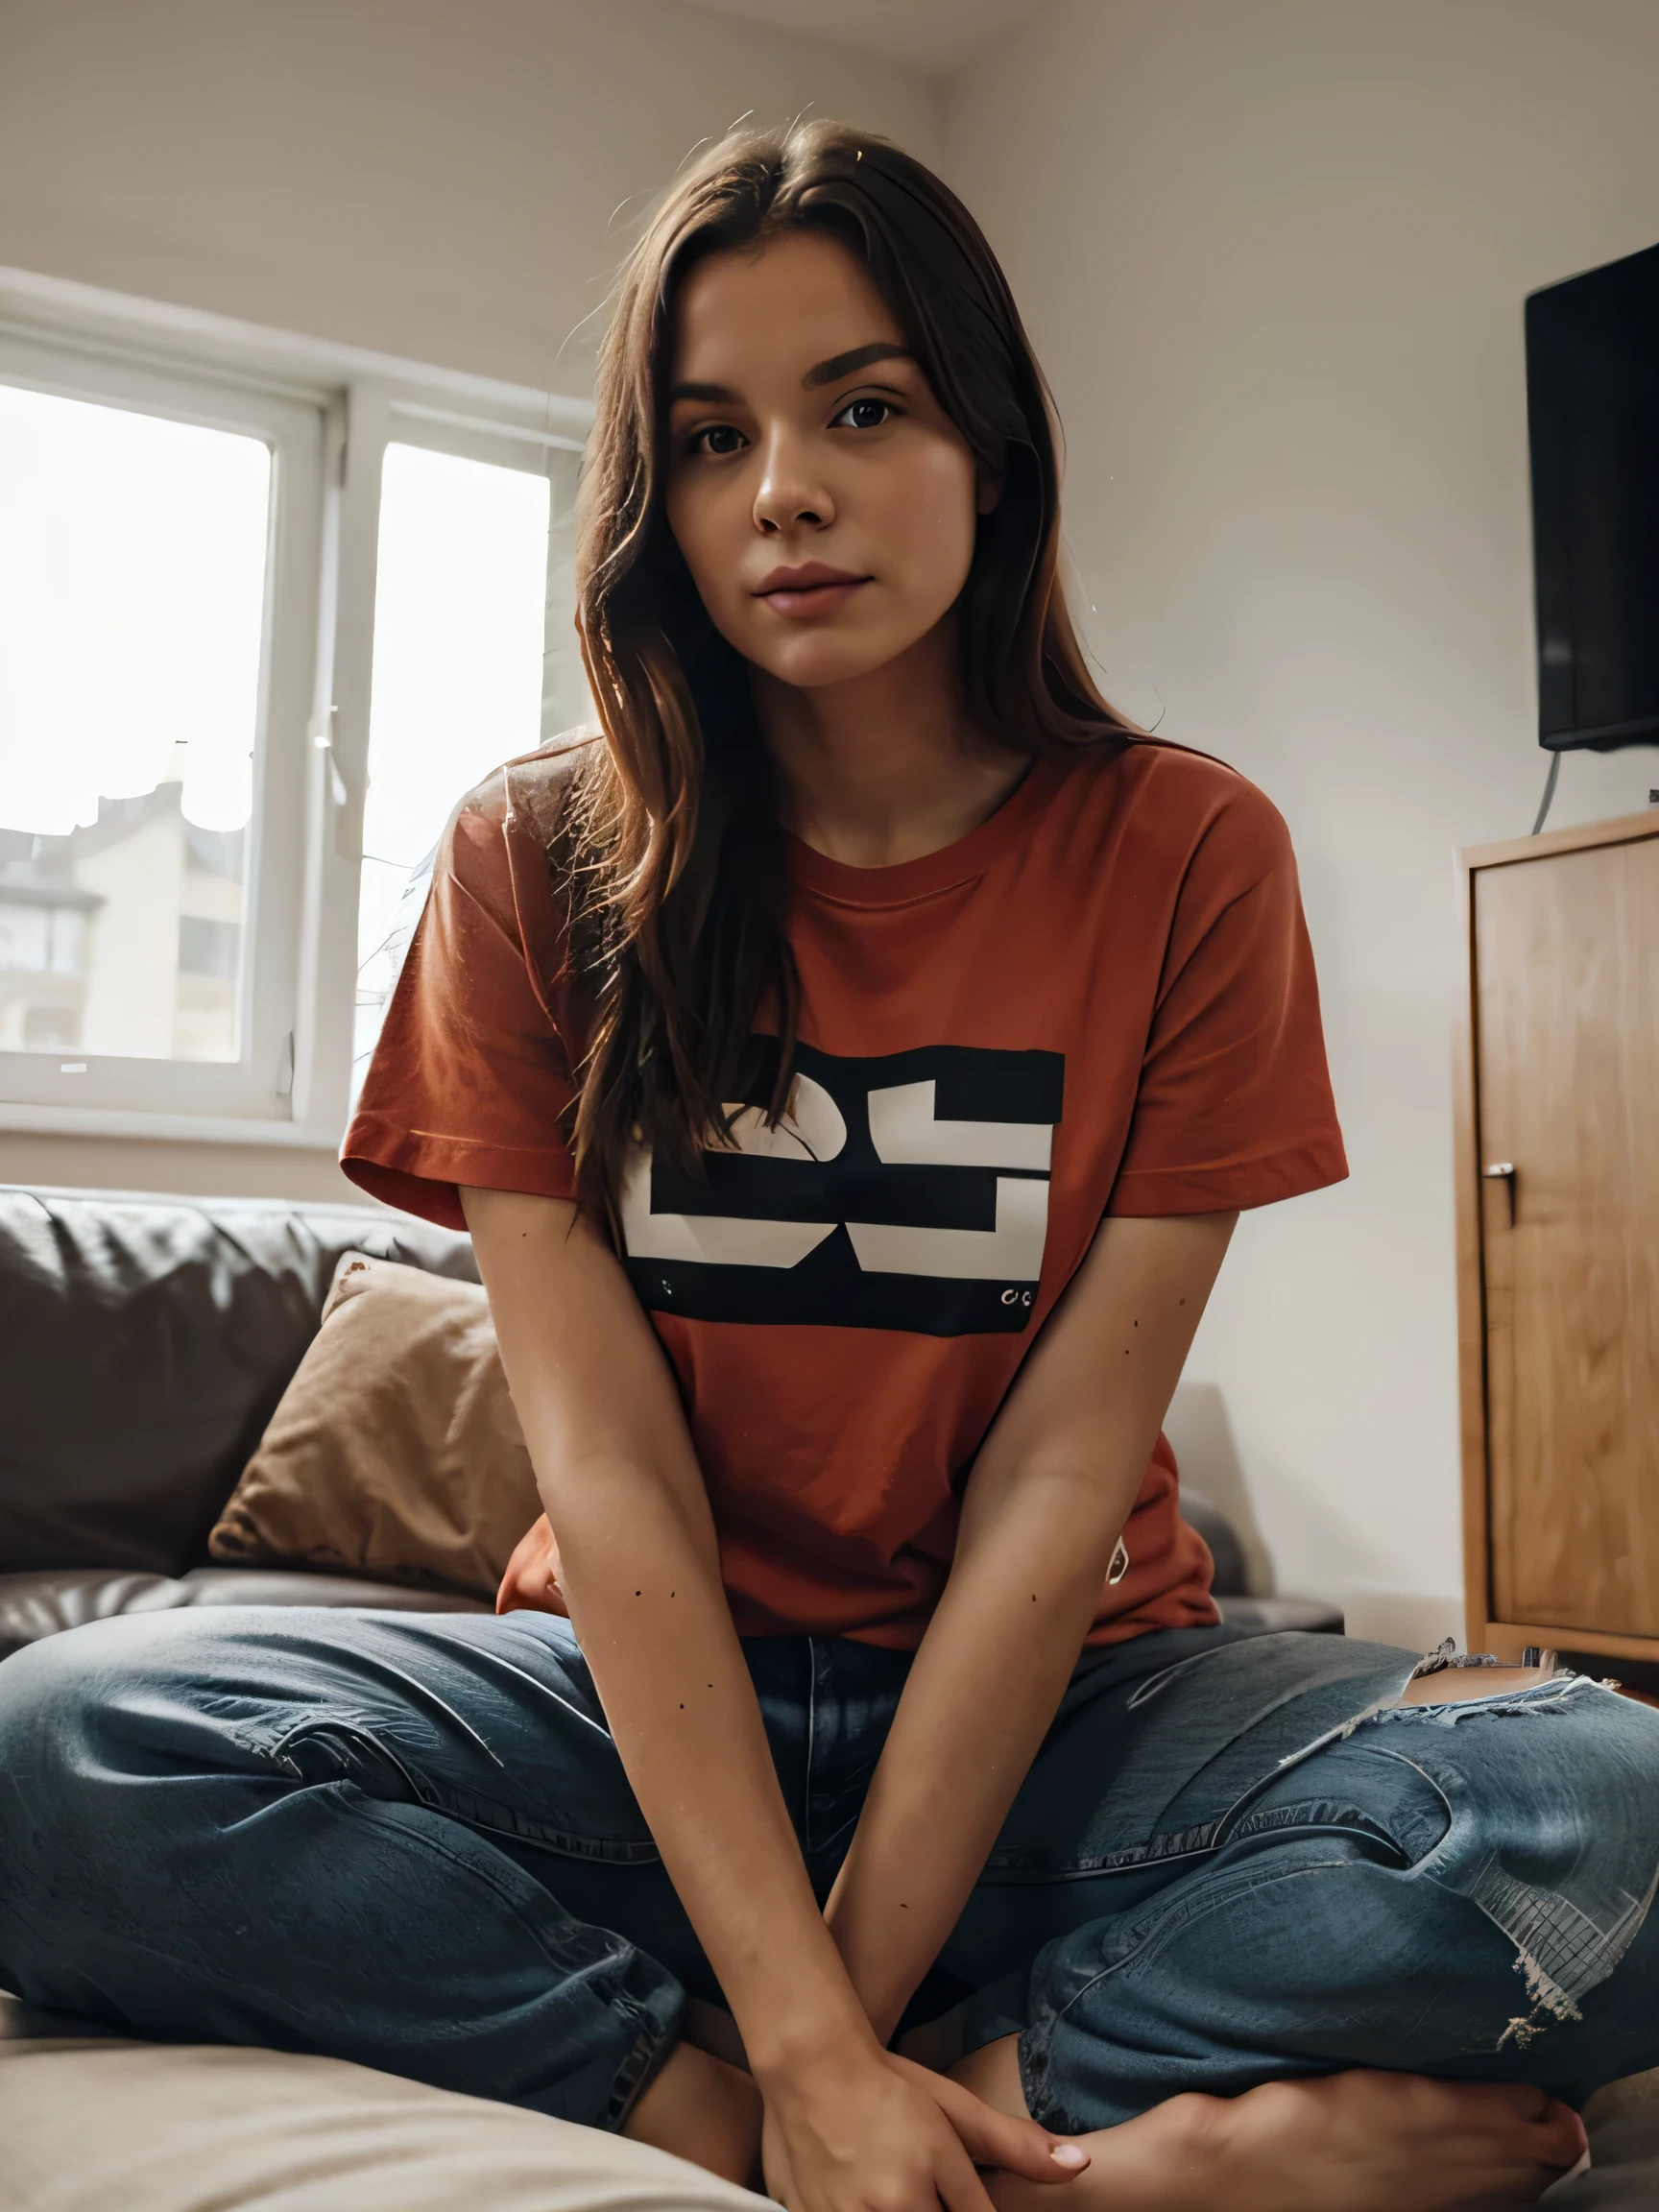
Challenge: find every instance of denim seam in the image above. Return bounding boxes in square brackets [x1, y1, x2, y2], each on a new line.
[1338, 1743, 1455, 1853]
[1019, 1850, 1365, 2127]
[238, 1712, 664, 1864]
[1122, 1647, 1235, 1710]
[325, 1782, 629, 1950]
[428, 1792, 662, 1864]
[603, 2001, 687, 2131]
[1039, 1851, 1360, 2042]
[326, 1785, 685, 2128]
[340, 1778, 689, 2123]
[1020, 1665, 1426, 1891]
[984, 1819, 1225, 1881]
[985, 1804, 1410, 1883]
[84, 1778, 665, 2102]
[1225, 1800, 1412, 1860]
[1173, 1643, 1479, 1835]
[804, 1636, 820, 1859]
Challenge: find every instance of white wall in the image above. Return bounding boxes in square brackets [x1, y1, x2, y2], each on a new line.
[945, 0, 1659, 1644]
[0, 0, 939, 391]
[0, 0, 938, 1203]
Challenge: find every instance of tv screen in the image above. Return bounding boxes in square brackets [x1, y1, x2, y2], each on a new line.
[1526, 240, 1659, 751]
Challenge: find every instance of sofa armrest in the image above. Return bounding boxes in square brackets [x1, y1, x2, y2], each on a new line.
[0, 1567, 491, 1661]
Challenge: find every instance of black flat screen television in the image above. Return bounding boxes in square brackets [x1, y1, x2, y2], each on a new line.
[1526, 240, 1659, 751]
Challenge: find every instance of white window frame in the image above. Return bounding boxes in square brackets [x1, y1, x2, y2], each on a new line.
[0, 326, 325, 1127]
[0, 269, 591, 1149]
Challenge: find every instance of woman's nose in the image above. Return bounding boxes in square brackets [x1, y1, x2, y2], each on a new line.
[753, 433, 834, 536]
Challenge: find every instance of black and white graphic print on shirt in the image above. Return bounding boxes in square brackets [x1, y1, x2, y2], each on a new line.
[620, 1042, 1065, 1335]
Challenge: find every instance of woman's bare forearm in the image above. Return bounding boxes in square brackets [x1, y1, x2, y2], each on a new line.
[827, 1467, 1133, 2041]
[826, 1213, 1238, 2040]
[557, 1455, 875, 2070]
[462, 1189, 876, 2080]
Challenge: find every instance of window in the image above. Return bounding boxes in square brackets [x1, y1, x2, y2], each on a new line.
[0, 285, 589, 1144]
[0, 325, 323, 1127]
[0, 380, 269, 1067]
[354, 442, 556, 1090]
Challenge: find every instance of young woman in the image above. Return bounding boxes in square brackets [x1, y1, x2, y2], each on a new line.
[2, 121, 1656, 2212]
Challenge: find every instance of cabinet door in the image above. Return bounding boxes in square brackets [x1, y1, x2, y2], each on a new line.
[1475, 834, 1659, 1636]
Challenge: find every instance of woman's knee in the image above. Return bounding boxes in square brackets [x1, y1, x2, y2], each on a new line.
[0, 1611, 232, 1809]
[0, 1619, 123, 1768]
[0, 1627, 143, 1963]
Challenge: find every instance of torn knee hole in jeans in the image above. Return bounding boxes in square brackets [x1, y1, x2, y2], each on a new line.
[1401, 1640, 1596, 1717]
[1372, 1640, 1601, 1729]
[1474, 1851, 1659, 2050]
[1380, 1683, 1589, 1726]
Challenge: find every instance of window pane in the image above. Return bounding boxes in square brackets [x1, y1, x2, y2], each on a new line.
[0, 382, 270, 1062]
[355, 443, 551, 1085]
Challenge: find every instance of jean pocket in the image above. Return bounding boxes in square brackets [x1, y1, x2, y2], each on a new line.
[253, 1709, 665, 1865]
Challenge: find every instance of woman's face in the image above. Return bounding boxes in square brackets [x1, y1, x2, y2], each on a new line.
[663, 229, 987, 692]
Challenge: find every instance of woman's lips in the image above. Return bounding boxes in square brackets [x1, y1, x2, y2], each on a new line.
[752, 566, 870, 618]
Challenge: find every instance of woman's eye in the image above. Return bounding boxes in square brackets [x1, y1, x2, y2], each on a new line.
[689, 423, 746, 457]
[834, 397, 894, 431]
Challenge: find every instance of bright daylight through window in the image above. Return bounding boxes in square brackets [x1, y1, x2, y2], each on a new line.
[0, 383, 270, 1065]
[354, 442, 553, 1088]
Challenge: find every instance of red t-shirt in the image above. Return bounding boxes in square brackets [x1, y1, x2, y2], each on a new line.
[343, 735, 1347, 1647]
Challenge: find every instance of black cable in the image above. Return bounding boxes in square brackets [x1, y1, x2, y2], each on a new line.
[1531, 750, 1562, 836]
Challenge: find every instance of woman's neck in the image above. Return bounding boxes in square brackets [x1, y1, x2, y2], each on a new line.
[752, 622, 1029, 870]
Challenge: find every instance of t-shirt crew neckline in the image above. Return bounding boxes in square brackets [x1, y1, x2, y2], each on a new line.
[785, 755, 1062, 908]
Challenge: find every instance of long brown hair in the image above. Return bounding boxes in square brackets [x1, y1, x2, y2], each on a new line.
[565, 117, 1134, 1219]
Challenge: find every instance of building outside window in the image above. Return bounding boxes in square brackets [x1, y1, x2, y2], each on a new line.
[0, 286, 589, 1145]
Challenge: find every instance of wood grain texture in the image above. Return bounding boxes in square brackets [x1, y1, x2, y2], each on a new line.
[1473, 831, 1659, 1638]
[1464, 809, 1659, 877]
[1486, 1620, 1659, 1668]
[1452, 849, 1493, 1653]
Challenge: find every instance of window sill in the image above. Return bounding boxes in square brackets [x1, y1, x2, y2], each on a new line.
[0, 1099, 345, 1149]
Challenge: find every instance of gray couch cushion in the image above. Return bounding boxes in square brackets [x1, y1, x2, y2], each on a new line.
[1216, 1595, 1345, 1634]
[0, 1576, 1338, 1666]
[0, 1186, 476, 1578]
[0, 2033, 766, 2212]
[0, 2009, 1652, 2209]
[1547, 2068, 1659, 2206]
[0, 1567, 491, 1661]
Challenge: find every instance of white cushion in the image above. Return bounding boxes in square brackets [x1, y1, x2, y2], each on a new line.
[0, 2038, 770, 2212]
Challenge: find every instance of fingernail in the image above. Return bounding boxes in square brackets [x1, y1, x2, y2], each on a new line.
[1049, 2143, 1088, 2168]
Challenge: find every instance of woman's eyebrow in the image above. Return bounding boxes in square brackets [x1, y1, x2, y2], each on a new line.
[669, 380, 740, 404]
[803, 343, 915, 389]
[667, 345, 914, 406]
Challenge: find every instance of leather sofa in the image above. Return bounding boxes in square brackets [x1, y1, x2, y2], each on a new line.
[0, 1181, 1337, 1660]
[0, 1182, 492, 1658]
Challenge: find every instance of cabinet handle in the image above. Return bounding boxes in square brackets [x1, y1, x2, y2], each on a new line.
[1482, 1161, 1517, 1226]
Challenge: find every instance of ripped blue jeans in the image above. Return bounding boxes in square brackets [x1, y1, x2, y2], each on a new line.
[1, 1610, 1657, 2133]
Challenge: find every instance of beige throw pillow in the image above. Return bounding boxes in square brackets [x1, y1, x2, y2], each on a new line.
[208, 1252, 541, 1599]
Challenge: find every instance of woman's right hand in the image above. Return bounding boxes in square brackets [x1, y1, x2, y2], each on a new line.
[758, 2044, 1088, 2212]
[494, 1511, 568, 1616]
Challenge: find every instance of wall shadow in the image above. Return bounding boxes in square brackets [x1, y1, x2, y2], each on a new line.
[1164, 1380, 1277, 1597]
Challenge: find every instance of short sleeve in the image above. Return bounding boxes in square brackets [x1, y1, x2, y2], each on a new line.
[340, 762, 584, 1231]
[1107, 785, 1348, 1216]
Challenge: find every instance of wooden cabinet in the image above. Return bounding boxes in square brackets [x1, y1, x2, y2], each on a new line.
[1456, 807, 1659, 1666]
